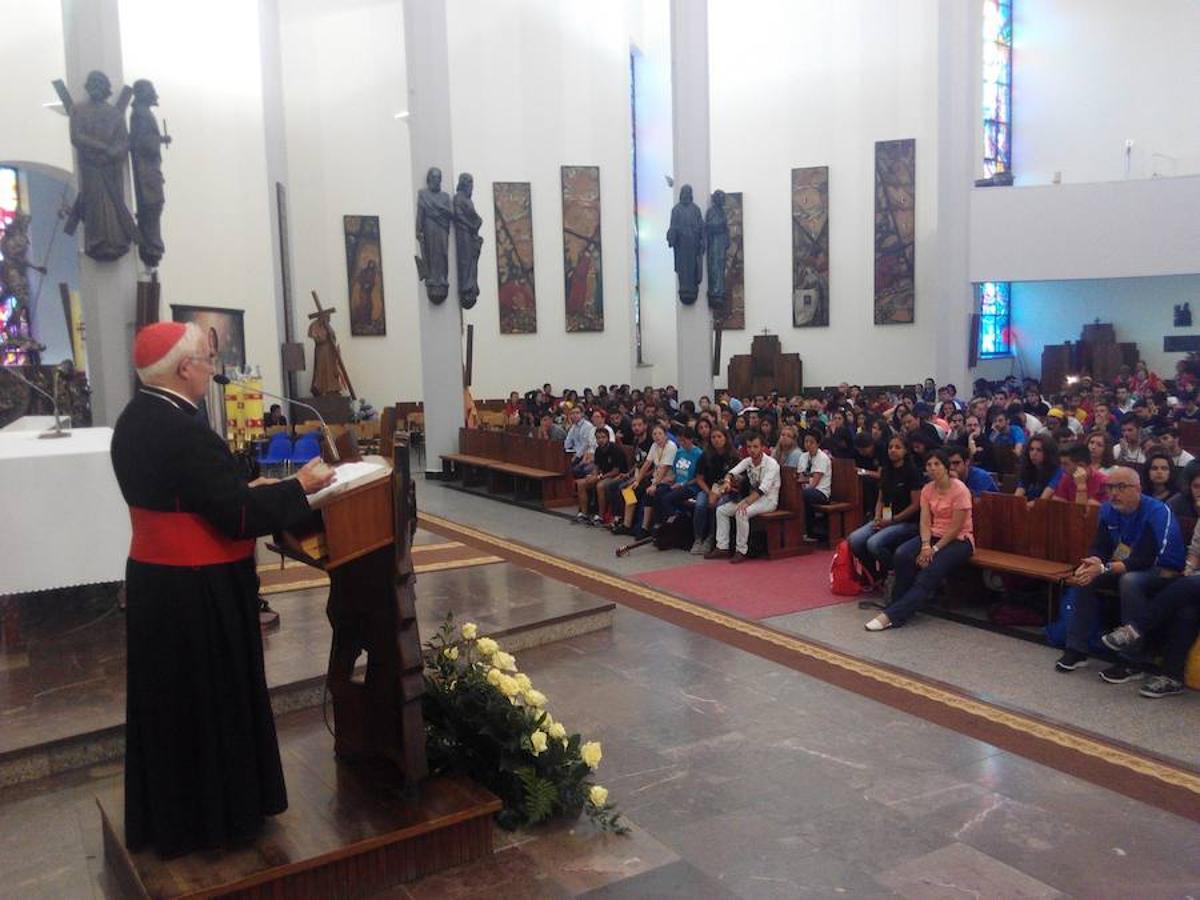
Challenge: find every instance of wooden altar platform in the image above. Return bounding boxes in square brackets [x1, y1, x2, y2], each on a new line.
[98, 767, 501, 899]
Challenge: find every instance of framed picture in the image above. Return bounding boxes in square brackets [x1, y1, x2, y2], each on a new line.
[171, 305, 246, 371]
[344, 214, 387, 336]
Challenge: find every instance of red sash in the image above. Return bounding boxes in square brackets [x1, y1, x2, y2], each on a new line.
[129, 507, 255, 566]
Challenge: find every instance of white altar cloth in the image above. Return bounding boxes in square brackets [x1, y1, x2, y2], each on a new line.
[0, 427, 130, 595]
[1, 416, 60, 433]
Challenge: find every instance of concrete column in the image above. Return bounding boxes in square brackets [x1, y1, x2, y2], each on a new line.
[403, 0, 463, 474]
[61, 0, 138, 425]
[669, 0, 714, 402]
[935, 0, 983, 388]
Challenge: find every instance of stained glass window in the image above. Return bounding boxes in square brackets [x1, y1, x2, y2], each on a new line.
[981, 0, 1013, 178]
[977, 281, 1012, 358]
[0, 165, 29, 365]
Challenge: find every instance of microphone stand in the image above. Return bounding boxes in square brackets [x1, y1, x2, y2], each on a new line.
[214, 374, 340, 462]
[1, 366, 71, 438]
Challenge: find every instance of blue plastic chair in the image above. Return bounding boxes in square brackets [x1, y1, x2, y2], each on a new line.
[289, 433, 322, 468]
[258, 433, 293, 470]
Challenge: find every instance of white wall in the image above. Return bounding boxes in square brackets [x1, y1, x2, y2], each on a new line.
[707, 0, 943, 388]
[119, 0, 284, 393]
[446, 0, 640, 399]
[1012, 0, 1200, 186]
[0, 1, 71, 172]
[278, 0, 418, 410]
[1008, 276, 1200, 381]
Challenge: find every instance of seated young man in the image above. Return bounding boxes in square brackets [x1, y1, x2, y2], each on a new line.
[575, 425, 626, 525]
[946, 444, 998, 497]
[1054, 467, 1186, 680]
[606, 414, 651, 528]
[654, 426, 704, 526]
[1114, 414, 1147, 465]
[1100, 516, 1200, 698]
[563, 405, 596, 477]
[706, 433, 780, 563]
[795, 429, 833, 540]
[1054, 443, 1108, 506]
[1159, 425, 1196, 469]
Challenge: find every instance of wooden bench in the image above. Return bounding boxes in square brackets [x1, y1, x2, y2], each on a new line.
[1180, 420, 1200, 455]
[749, 465, 810, 559]
[441, 428, 575, 508]
[971, 493, 1098, 583]
[811, 457, 862, 544]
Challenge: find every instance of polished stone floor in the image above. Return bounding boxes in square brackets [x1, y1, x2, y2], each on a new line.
[2, 481, 1198, 898]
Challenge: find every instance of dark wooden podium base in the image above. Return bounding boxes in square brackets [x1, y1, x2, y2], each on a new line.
[98, 773, 501, 899]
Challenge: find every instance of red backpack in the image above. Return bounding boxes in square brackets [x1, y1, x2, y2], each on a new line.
[829, 539, 862, 596]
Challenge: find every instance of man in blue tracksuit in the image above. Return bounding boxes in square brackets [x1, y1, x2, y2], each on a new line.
[1054, 466, 1186, 682]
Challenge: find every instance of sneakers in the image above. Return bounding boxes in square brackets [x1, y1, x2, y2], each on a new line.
[1099, 663, 1145, 684]
[590, 514, 603, 527]
[689, 539, 705, 555]
[611, 523, 631, 536]
[574, 512, 588, 524]
[1139, 675, 1184, 699]
[864, 613, 894, 632]
[1054, 650, 1088, 672]
[1100, 624, 1143, 655]
[704, 547, 732, 560]
[729, 552, 749, 564]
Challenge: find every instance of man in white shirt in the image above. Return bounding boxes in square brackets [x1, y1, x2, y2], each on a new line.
[707, 434, 780, 563]
[1161, 427, 1195, 469]
[1114, 416, 1147, 466]
[563, 405, 594, 465]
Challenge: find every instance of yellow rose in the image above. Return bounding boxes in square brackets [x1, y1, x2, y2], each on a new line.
[588, 785, 609, 807]
[547, 722, 567, 741]
[461, 622, 478, 640]
[486, 668, 503, 687]
[514, 673, 532, 692]
[530, 730, 548, 755]
[493, 651, 517, 672]
[524, 689, 547, 708]
[497, 674, 520, 698]
[443, 646, 459, 661]
[475, 637, 499, 657]
[580, 741, 602, 770]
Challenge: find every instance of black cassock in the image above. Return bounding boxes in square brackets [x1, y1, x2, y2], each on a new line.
[111, 386, 313, 857]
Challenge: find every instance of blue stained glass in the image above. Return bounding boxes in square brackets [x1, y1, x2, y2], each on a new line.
[981, 0, 1013, 178]
[977, 282, 1012, 358]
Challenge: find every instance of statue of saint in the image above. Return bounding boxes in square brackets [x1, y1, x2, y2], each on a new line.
[705, 190, 730, 312]
[129, 79, 170, 269]
[666, 184, 704, 305]
[307, 312, 343, 396]
[453, 173, 483, 309]
[64, 71, 140, 261]
[415, 167, 453, 303]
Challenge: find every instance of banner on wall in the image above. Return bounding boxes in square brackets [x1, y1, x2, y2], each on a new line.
[561, 165, 604, 333]
[874, 139, 916, 325]
[494, 182, 537, 334]
[791, 166, 829, 327]
[722, 191, 745, 330]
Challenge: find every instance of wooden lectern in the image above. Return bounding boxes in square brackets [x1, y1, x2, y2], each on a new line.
[274, 436, 428, 787]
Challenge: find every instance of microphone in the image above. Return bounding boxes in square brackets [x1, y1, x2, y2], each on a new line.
[1, 365, 71, 439]
[213, 373, 340, 462]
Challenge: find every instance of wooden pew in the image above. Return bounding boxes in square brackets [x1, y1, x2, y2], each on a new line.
[1179, 420, 1200, 455]
[440, 428, 575, 508]
[749, 465, 810, 559]
[811, 457, 862, 544]
[970, 493, 1097, 582]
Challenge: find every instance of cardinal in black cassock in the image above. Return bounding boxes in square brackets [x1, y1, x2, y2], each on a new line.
[111, 321, 335, 858]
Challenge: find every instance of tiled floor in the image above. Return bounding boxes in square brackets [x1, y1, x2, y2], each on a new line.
[2, 482, 1198, 898]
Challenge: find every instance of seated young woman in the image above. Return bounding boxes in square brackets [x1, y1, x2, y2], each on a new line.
[575, 424, 626, 524]
[690, 427, 739, 555]
[1015, 433, 1062, 509]
[1167, 460, 1200, 522]
[1085, 428, 1117, 478]
[654, 426, 704, 527]
[773, 424, 803, 468]
[1053, 442, 1108, 506]
[1142, 447, 1179, 504]
[612, 423, 675, 537]
[848, 434, 922, 588]
[865, 448, 974, 631]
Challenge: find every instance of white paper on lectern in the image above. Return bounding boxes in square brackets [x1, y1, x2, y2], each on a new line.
[306, 460, 389, 509]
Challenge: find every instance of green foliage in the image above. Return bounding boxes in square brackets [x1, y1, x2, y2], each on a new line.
[422, 612, 628, 834]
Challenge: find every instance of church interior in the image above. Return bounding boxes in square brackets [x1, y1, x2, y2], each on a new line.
[2, 0, 1199, 897]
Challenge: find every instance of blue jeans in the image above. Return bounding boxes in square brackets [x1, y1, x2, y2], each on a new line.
[1066, 568, 1179, 661]
[847, 521, 919, 579]
[656, 484, 698, 524]
[802, 487, 828, 534]
[884, 536, 973, 625]
[1126, 575, 1200, 678]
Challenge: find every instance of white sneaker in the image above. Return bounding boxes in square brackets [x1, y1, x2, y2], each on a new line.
[689, 539, 704, 555]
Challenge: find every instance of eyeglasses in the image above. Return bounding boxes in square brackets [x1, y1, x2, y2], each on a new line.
[1108, 482, 1139, 492]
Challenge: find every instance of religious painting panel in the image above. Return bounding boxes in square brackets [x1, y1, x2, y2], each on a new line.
[722, 191, 745, 330]
[493, 182, 537, 334]
[560, 165, 603, 332]
[344, 215, 386, 336]
[791, 166, 829, 328]
[171, 304, 246, 371]
[874, 139, 916, 325]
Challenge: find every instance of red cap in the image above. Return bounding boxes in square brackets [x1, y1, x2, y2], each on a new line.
[134, 321, 188, 369]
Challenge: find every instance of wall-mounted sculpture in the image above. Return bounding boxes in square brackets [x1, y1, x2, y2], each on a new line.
[415, 166, 452, 304]
[129, 79, 170, 269]
[561, 165, 603, 332]
[493, 182, 537, 334]
[454, 173, 483, 310]
[874, 139, 916, 325]
[57, 71, 140, 262]
[704, 189, 728, 318]
[667, 184, 704, 305]
[791, 166, 829, 327]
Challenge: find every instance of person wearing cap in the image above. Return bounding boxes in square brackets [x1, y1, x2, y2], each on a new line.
[111, 322, 336, 857]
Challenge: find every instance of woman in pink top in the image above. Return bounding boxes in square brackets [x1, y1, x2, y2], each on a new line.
[866, 448, 974, 631]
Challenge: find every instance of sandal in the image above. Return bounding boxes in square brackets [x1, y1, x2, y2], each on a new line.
[864, 613, 893, 632]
